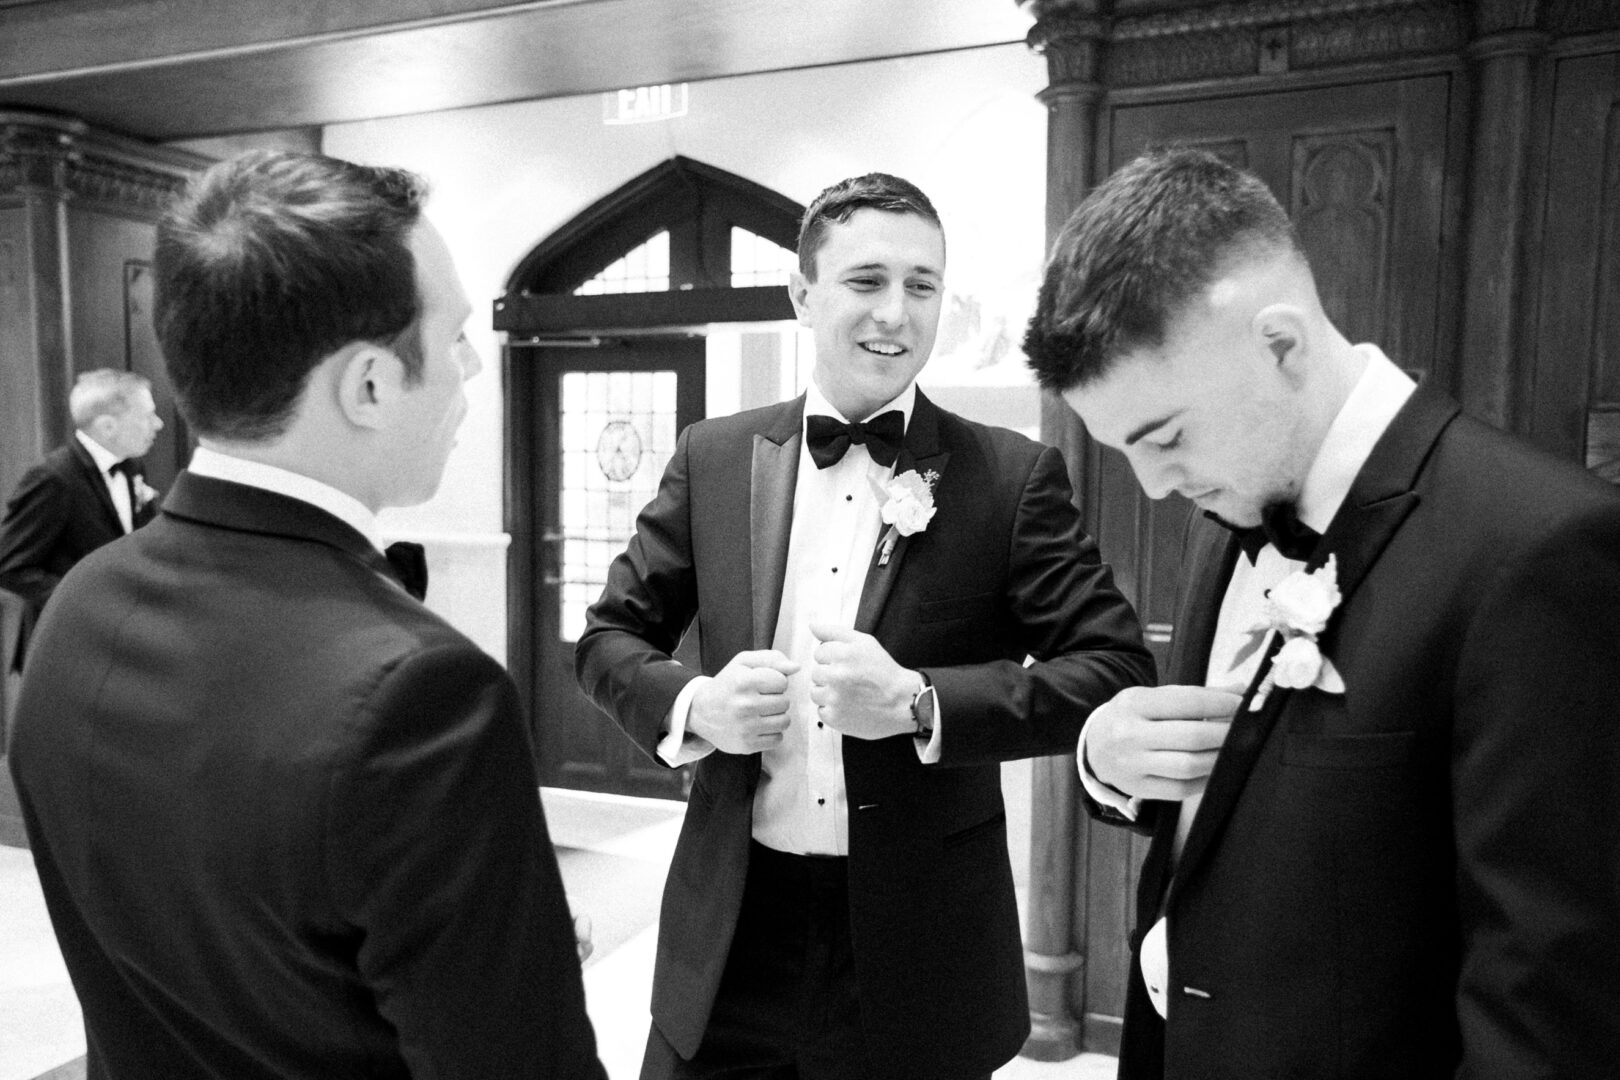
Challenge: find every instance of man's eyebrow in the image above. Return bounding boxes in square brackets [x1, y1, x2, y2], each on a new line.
[840, 261, 943, 277]
[1123, 412, 1181, 447]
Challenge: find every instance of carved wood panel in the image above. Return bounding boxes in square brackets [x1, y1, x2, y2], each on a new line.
[1531, 49, 1620, 476]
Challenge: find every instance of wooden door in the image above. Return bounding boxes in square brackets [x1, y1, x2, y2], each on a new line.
[1072, 72, 1458, 1047]
[508, 337, 704, 799]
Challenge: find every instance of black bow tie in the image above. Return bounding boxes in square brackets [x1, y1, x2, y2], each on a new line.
[384, 541, 429, 601]
[1212, 504, 1323, 564]
[806, 410, 904, 469]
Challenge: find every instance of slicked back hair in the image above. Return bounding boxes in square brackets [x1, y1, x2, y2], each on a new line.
[1023, 147, 1303, 393]
[797, 172, 943, 281]
[69, 368, 152, 429]
[154, 150, 429, 441]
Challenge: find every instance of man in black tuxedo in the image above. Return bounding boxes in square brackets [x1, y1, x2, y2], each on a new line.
[577, 173, 1154, 1080]
[1025, 148, 1620, 1078]
[0, 368, 163, 672]
[9, 151, 604, 1079]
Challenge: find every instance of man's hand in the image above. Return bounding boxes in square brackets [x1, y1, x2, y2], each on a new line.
[686, 650, 800, 754]
[807, 623, 917, 741]
[1081, 685, 1240, 801]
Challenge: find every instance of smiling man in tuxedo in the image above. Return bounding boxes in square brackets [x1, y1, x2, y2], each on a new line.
[9, 150, 603, 1080]
[1025, 147, 1620, 1079]
[0, 368, 163, 673]
[577, 172, 1153, 1080]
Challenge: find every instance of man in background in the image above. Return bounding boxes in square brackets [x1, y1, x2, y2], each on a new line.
[578, 172, 1153, 1080]
[0, 368, 163, 673]
[1025, 147, 1620, 1078]
[9, 150, 603, 1079]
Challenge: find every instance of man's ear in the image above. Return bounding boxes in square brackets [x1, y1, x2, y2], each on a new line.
[1251, 304, 1310, 372]
[333, 342, 406, 430]
[788, 271, 814, 328]
[87, 413, 118, 442]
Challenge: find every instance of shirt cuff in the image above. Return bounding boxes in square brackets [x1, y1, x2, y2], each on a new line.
[657, 676, 717, 766]
[912, 687, 943, 764]
[1078, 708, 1141, 822]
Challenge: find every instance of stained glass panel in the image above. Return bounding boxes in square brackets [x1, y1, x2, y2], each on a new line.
[729, 226, 796, 288]
[557, 369, 679, 640]
[574, 230, 671, 295]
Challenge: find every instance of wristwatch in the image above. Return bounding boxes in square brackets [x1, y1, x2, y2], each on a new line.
[910, 673, 935, 739]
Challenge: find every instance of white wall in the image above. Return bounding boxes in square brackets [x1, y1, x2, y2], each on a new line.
[319, 43, 1051, 658]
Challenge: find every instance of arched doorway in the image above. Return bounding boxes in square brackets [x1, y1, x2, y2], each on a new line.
[499, 156, 803, 799]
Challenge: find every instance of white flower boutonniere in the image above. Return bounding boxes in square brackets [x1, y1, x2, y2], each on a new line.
[871, 469, 939, 567]
[133, 477, 160, 511]
[1250, 554, 1345, 709]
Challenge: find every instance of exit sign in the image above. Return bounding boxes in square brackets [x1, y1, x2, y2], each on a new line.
[603, 83, 690, 125]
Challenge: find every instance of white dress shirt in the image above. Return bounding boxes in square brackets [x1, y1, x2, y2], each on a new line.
[185, 446, 385, 554]
[657, 380, 943, 855]
[77, 431, 134, 534]
[1074, 346, 1416, 1019]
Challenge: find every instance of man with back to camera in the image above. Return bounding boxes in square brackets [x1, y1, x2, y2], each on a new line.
[1024, 147, 1620, 1078]
[8, 150, 605, 1080]
[576, 171, 1155, 1080]
[0, 368, 163, 673]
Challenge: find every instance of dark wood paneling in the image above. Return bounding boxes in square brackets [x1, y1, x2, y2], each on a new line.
[1534, 50, 1620, 464]
[66, 209, 186, 488]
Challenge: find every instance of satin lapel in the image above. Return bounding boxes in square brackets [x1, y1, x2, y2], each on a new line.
[69, 438, 123, 536]
[1170, 382, 1459, 893]
[854, 392, 949, 635]
[1136, 517, 1239, 911]
[749, 400, 804, 649]
[1167, 516, 1240, 685]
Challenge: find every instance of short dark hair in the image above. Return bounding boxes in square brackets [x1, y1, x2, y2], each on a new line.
[1024, 147, 1303, 393]
[797, 172, 943, 280]
[154, 150, 430, 441]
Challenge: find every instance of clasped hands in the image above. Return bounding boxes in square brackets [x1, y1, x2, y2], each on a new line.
[1082, 685, 1242, 801]
[686, 623, 918, 754]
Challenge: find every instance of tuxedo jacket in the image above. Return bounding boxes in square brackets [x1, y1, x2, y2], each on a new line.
[8, 472, 604, 1080]
[577, 390, 1154, 1079]
[1099, 384, 1620, 1079]
[0, 439, 157, 671]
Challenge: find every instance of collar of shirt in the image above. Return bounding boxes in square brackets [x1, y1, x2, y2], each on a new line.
[186, 446, 385, 553]
[803, 377, 916, 433]
[1295, 343, 1417, 535]
[75, 429, 124, 475]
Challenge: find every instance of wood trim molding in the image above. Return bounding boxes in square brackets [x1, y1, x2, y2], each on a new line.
[494, 284, 793, 335]
[1029, 0, 1618, 91]
[0, 110, 209, 218]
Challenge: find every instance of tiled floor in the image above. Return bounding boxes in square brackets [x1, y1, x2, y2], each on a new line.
[0, 784, 1116, 1080]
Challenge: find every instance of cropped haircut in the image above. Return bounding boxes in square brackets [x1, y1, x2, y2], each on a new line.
[797, 173, 943, 281]
[154, 150, 429, 441]
[1024, 147, 1303, 393]
[69, 369, 151, 429]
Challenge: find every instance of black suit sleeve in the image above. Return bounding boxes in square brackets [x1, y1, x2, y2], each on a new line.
[575, 426, 702, 760]
[328, 642, 605, 1080]
[1451, 499, 1620, 1074]
[923, 444, 1155, 766]
[0, 462, 71, 606]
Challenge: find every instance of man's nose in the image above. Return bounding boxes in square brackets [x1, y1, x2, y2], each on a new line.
[1132, 456, 1178, 501]
[460, 340, 484, 380]
[871, 287, 908, 327]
